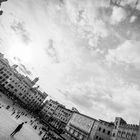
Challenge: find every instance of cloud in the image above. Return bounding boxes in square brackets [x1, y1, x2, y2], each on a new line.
[62, 0, 109, 49]
[106, 40, 140, 68]
[18, 64, 32, 76]
[110, 6, 127, 24]
[61, 76, 140, 122]
[45, 39, 59, 63]
[1, 0, 140, 123]
[10, 20, 31, 44]
[12, 57, 32, 76]
[130, 15, 137, 22]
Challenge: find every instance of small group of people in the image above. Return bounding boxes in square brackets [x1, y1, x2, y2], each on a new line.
[42, 130, 62, 140]
[0, 101, 27, 137]
[0, 99, 61, 139]
[10, 106, 29, 121]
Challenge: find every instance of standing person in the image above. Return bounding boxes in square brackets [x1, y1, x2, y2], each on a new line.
[10, 122, 27, 137]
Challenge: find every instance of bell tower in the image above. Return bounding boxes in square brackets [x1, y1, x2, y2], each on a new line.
[32, 77, 39, 85]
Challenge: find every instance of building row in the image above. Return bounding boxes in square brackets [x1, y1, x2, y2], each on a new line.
[0, 53, 140, 140]
[39, 98, 140, 140]
[64, 113, 140, 140]
[0, 53, 47, 112]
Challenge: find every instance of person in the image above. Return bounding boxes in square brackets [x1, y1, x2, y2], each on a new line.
[10, 122, 27, 137]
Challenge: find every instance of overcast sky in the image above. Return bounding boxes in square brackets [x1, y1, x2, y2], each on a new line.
[0, 0, 140, 123]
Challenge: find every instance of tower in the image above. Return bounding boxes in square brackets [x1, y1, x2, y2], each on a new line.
[137, 120, 140, 140]
[32, 77, 39, 85]
[0, 53, 4, 58]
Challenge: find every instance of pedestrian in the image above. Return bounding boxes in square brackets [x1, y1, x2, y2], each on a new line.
[17, 114, 20, 119]
[11, 111, 15, 115]
[15, 114, 18, 119]
[10, 122, 27, 137]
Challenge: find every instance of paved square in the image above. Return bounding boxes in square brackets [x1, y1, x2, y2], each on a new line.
[0, 93, 42, 140]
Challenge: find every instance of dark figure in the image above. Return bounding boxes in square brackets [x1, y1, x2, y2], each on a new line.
[15, 114, 18, 119]
[0, 10, 3, 15]
[10, 122, 25, 137]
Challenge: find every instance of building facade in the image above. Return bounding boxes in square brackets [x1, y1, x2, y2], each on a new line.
[64, 112, 98, 140]
[49, 105, 73, 133]
[111, 117, 139, 140]
[40, 99, 60, 122]
[22, 87, 48, 112]
[93, 120, 114, 140]
[0, 53, 47, 112]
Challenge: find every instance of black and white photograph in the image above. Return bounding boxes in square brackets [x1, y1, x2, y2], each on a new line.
[0, 0, 140, 140]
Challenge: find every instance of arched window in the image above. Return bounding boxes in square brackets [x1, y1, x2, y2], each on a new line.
[113, 133, 115, 137]
[98, 127, 101, 131]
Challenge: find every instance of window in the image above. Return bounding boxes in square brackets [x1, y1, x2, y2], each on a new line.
[98, 127, 101, 131]
[70, 129, 74, 134]
[102, 129, 105, 133]
[122, 131, 126, 137]
[14, 89, 17, 92]
[108, 131, 110, 135]
[96, 136, 98, 139]
[5, 81, 8, 84]
[79, 134, 83, 140]
[5, 76, 8, 78]
[113, 133, 115, 137]
[74, 131, 78, 137]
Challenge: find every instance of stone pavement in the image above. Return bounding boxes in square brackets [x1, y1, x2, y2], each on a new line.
[0, 93, 42, 140]
[0, 108, 41, 140]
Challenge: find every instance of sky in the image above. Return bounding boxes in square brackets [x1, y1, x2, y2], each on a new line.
[0, 0, 140, 123]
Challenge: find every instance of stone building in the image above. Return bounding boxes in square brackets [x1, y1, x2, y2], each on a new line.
[64, 112, 98, 140]
[93, 120, 114, 140]
[111, 117, 139, 140]
[22, 87, 48, 112]
[0, 53, 47, 111]
[40, 99, 60, 122]
[49, 105, 73, 133]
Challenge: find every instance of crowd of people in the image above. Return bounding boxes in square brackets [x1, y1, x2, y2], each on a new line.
[0, 95, 42, 138]
[0, 93, 64, 140]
